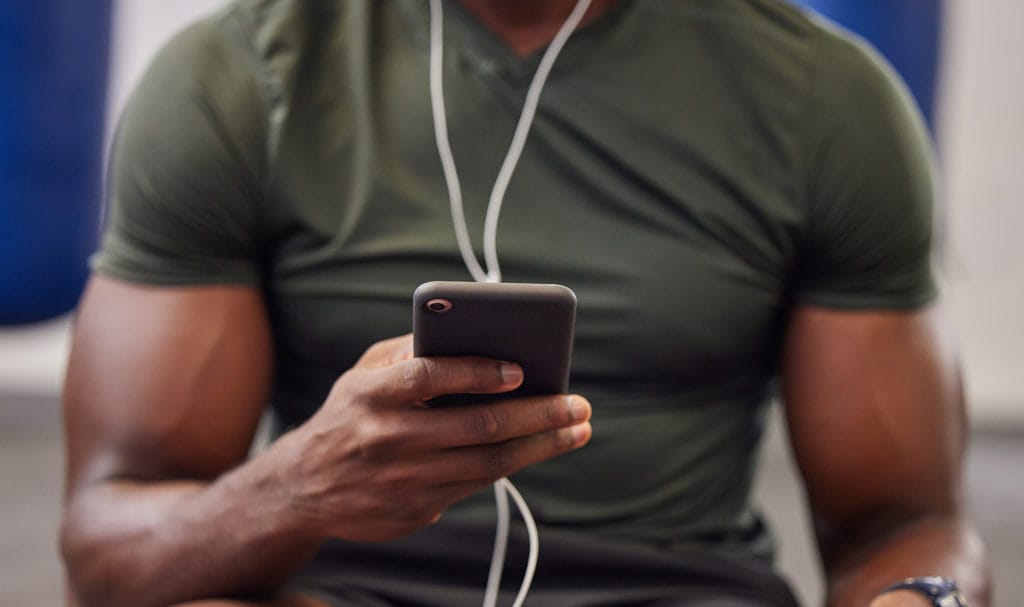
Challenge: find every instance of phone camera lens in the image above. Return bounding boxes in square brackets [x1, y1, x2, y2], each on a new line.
[425, 298, 453, 313]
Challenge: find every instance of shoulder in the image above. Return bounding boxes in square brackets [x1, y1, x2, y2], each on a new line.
[799, 11, 917, 126]
[775, 5, 938, 310]
[622, 0, 900, 120]
[629, 0, 817, 56]
[128, 4, 270, 136]
[629, 0, 900, 93]
[151, 0, 372, 94]
[218, 0, 386, 87]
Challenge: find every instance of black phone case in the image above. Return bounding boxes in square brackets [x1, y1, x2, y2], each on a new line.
[412, 281, 576, 406]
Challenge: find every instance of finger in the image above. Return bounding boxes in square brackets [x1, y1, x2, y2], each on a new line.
[408, 394, 592, 449]
[372, 356, 524, 404]
[355, 334, 414, 369]
[348, 421, 592, 528]
[426, 421, 593, 484]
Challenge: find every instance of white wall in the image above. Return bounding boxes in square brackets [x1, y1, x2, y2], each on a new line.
[1, 0, 1022, 424]
[940, 0, 1024, 425]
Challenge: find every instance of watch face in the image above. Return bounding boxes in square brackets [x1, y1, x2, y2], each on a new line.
[938, 590, 969, 607]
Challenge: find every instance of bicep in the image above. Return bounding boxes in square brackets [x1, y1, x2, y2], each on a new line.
[66, 22, 273, 493]
[781, 305, 965, 553]
[64, 275, 273, 493]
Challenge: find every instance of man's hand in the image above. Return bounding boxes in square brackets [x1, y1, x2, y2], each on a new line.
[61, 278, 590, 607]
[274, 334, 593, 541]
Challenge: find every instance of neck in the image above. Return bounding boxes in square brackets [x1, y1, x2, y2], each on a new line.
[455, 0, 621, 57]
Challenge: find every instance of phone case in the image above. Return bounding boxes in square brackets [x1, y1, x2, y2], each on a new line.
[413, 281, 577, 406]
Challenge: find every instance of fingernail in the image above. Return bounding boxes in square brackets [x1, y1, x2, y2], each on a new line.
[569, 396, 591, 422]
[572, 422, 592, 447]
[501, 362, 523, 385]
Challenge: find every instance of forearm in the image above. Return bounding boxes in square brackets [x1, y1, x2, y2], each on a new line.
[825, 513, 989, 607]
[60, 330, 592, 606]
[61, 432, 320, 607]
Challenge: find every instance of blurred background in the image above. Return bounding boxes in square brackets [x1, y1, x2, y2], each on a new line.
[1, 0, 1020, 605]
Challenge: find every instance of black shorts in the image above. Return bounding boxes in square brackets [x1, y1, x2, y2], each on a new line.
[283, 520, 799, 607]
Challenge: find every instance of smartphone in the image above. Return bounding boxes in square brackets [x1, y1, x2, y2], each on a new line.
[412, 281, 577, 406]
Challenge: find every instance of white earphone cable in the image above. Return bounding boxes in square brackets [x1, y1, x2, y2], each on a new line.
[428, 1, 591, 604]
[429, 0, 592, 285]
[501, 478, 540, 607]
[429, 0, 490, 283]
[479, 0, 593, 284]
[482, 481, 510, 607]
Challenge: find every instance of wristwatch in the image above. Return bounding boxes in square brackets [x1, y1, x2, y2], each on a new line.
[881, 577, 969, 607]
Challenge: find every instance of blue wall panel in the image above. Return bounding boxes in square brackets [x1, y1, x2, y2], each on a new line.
[0, 1, 111, 324]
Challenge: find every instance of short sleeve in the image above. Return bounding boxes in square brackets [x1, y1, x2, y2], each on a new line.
[91, 13, 268, 287]
[793, 26, 938, 310]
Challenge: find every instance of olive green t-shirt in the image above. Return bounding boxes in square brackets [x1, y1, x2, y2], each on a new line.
[94, 0, 936, 577]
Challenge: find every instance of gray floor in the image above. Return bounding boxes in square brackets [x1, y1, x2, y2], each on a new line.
[1, 394, 1020, 606]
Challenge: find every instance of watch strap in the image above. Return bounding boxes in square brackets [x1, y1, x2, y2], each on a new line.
[881, 576, 969, 607]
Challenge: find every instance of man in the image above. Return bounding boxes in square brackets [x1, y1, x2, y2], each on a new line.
[60, 1, 990, 606]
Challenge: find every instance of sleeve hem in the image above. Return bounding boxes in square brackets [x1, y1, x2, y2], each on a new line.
[91, 260, 261, 289]
[793, 288, 938, 311]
